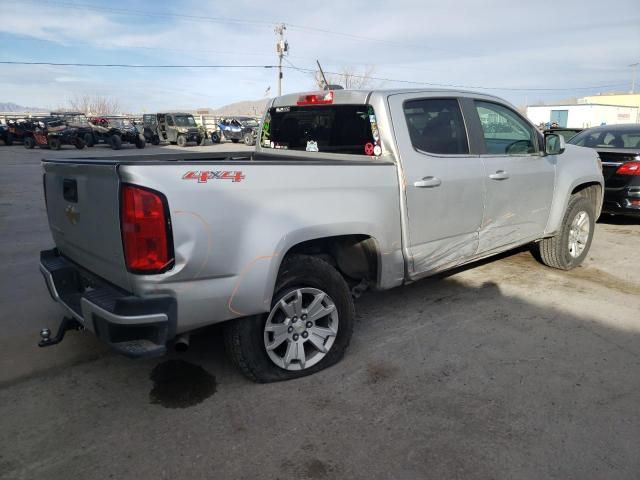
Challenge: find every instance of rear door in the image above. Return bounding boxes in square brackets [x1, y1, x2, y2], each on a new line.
[389, 94, 485, 276]
[465, 100, 555, 253]
[43, 161, 131, 290]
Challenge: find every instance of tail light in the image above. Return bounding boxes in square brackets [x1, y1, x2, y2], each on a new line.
[121, 184, 173, 274]
[296, 91, 334, 106]
[616, 161, 640, 176]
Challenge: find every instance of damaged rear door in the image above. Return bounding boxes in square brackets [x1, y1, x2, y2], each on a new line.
[389, 94, 485, 277]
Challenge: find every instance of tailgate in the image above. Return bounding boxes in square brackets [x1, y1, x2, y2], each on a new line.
[43, 161, 131, 291]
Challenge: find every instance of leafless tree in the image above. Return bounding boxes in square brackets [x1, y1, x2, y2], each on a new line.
[313, 65, 377, 90]
[67, 95, 120, 115]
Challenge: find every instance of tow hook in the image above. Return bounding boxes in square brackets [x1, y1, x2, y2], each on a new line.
[38, 316, 84, 348]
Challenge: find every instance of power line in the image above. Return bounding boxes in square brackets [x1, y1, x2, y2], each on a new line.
[0, 61, 276, 69]
[0, 60, 627, 92]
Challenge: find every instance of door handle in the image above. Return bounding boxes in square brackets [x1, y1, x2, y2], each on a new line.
[414, 176, 442, 188]
[489, 170, 510, 180]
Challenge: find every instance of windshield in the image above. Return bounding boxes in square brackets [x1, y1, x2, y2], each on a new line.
[569, 127, 640, 149]
[241, 119, 259, 127]
[174, 115, 196, 127]
[261, 105, 378, 155]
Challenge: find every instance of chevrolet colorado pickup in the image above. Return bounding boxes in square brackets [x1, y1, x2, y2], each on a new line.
[39, 89, 603, 382]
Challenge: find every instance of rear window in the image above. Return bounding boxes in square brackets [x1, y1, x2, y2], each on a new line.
[569, 128, 640, 149]
[261, 105, 379, 155]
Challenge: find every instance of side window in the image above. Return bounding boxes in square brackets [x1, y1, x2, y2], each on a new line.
[475, 101, 537, 155]
[166, 116, 175, 126]
[403, 98, 469, 155]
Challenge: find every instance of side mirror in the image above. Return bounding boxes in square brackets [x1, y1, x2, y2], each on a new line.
[545, 133, 566, 155]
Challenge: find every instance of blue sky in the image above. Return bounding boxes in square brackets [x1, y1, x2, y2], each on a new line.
[1, 0, 639, 112]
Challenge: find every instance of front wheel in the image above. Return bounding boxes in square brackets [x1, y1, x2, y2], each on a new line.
[84, 132, 94, 147]
[210, 131, 220, 144]
[243, 132, 255, 146]
[48, 137, 62, 150]
[224, 254, 355, 383]
[151, 135, 160, 145]
[135, 137, 146, 149]
[110, 134, 122, 150]
[23, 136, 36, 149]
[74, 138, 85, 149]
[533, 195, 595, 270]
[176, 135, 187, 147]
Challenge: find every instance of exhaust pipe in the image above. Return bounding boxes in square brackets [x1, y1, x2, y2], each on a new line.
[174, 333, 190, 353]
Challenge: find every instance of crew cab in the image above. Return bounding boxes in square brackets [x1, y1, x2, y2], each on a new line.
[39, 89, 603, 382]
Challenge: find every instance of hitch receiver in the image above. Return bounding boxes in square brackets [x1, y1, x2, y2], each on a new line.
[38, 316, 84, 348]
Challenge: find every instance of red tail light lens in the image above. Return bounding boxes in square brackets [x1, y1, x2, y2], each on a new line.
[296, 90, 334, 105]
[616, 161, 640, 176]
[121, 184, 173, 273]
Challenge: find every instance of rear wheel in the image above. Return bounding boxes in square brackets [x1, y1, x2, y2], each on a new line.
[177, 135, 187, 147]
[210, 131, 220, 144]
[243, 132, 254, 146]
[48, 137, 61, 150]
[74, 138, 85, 149]
[23, 136, 35, 149]
[533, 195, 595, 270]
[135, 137, 146, 149]
[224, 254, 355, 383]
[110, 134, 122, 150]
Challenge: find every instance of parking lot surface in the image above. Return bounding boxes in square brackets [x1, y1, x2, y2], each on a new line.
[1, 144, 639, 479]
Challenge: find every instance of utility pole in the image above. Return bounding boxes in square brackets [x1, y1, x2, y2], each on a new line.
[275, 23, 288, 96]
[630, 63, 639, 94]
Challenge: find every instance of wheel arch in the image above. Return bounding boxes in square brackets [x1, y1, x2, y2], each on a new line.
[545, 177, 604, 236]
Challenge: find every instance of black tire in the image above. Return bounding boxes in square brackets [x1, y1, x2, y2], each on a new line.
[533, 195, 595, 270]
[74, 138, 85, 150]
[210, 132, 220, 144]
[224, 254, 355, 383]
[84, 132, 94, 147]
[48, 137, 61, 150]
[177, 135, 187, 147]
[4, 133, 13, 146]
[135, 137, 146, 149]
[231, 138, 239, 144]
[151, 135, 160, 145]
[197, 135, 205, 146]
[23, 136, 35, 149]
[243, 132, 254, 146]
[110, 134, 122, 150]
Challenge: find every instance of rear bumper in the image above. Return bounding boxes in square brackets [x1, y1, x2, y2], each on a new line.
[39, 248, 176, 358]
[602, 183, 640, 217]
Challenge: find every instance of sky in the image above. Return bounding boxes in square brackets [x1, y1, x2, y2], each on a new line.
[1, 0, 639, 112]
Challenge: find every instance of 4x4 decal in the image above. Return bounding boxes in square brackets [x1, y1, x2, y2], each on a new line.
[182, 171, 245, 183]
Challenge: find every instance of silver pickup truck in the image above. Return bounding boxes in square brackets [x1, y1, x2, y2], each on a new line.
[39, 89, 603, 382]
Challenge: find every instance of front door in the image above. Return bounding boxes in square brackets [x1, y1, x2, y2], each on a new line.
[469, 100, 555, 253]
[389, 94, 485, 277]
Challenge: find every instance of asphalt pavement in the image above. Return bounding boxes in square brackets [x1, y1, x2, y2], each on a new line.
[0, 142, 639, 480]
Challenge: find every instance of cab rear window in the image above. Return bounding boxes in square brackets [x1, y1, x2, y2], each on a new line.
[261, 105, 380, 156]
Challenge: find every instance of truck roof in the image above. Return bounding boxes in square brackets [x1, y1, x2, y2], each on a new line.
[271, 88, 506, 107]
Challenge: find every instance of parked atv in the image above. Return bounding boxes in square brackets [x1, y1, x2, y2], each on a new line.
[5, 118, 38, 145]
[143, 113, 204, 146]
[213, 117, 258, 145]
[23, 118, 85, 150]
[50, 111, 95, 144]
[88, 117, 145, 150]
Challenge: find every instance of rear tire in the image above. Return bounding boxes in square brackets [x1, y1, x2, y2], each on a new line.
[74, 138, 85, 149]
[177, 135, 187, 147]
[110, 134, 122, 150]
[135, 137, 146, 149]
[243, 132, 254, 146]
[48, 137, 61, 150]
[23, 136, 35, 149]
[533, 195, 595, 270]
[224, 254, 355, 383]
[210, 132, 220, 144]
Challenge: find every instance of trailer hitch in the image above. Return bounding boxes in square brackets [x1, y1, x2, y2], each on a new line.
[38, 316, 84, 348]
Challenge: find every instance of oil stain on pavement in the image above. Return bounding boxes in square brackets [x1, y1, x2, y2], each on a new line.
[149, 359, 217, 408]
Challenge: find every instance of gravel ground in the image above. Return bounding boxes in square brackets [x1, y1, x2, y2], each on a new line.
[0, 143, 638, 480]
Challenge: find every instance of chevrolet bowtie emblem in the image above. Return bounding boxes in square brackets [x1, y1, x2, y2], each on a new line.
[65, 205, 79, 224]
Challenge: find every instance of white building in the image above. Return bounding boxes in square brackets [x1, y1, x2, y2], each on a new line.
[526, 104, 639, 129]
